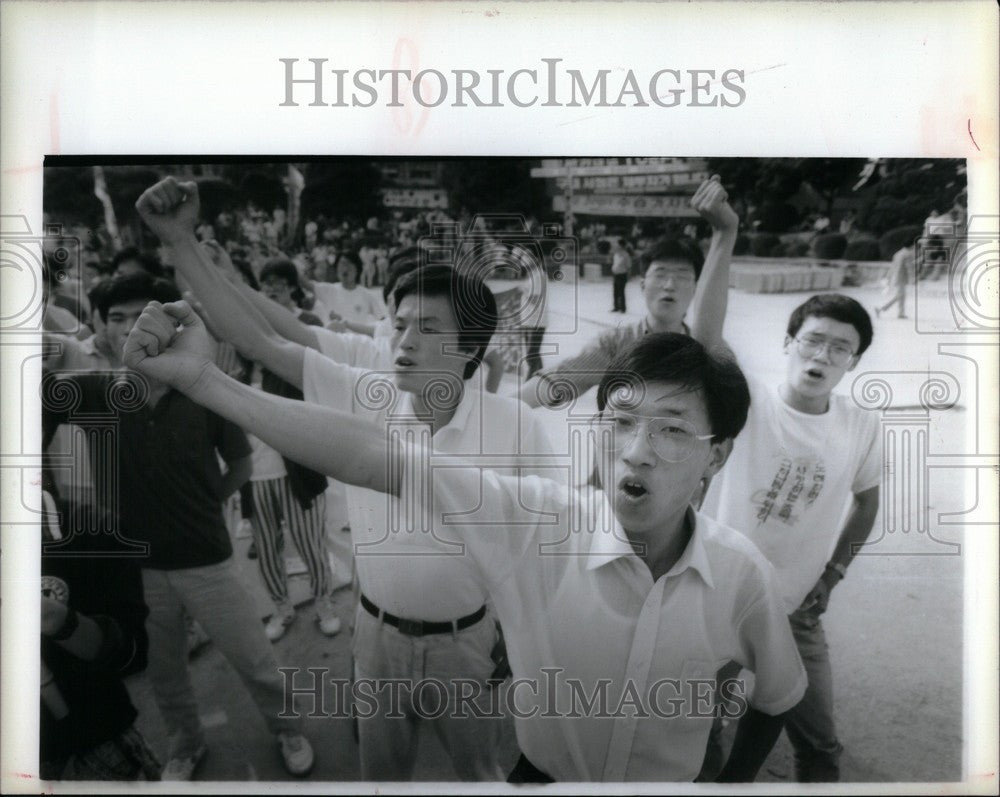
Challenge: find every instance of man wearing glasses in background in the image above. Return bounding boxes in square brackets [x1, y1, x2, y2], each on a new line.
[699, 293, 882, 782]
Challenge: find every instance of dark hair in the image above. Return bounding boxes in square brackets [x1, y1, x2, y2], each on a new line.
[389, 245, 420, 269]
[391, 265, 498, 380]
[786, 293, 874, 356]
[259, 258, 303, 303]
[335, 252, 361, 279]
[597, 332, 750, 443]
[382, 258, 420, 304]
[230, 255, 260, 292]
[97, 272, 181, 323]
[640, 237, 705, 281]
[111, 246, 164, 278]
[87, 278, 111, 314]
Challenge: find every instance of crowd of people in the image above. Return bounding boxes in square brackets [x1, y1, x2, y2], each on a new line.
[39, 170, 930, 784]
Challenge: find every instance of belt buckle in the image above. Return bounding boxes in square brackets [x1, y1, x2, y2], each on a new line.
[397, 618, 424, 637]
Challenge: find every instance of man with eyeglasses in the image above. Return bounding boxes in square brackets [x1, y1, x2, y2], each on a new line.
[518, 176, 738, 409]
[122, 304, 807, 783]
[699, 293, 882, 782]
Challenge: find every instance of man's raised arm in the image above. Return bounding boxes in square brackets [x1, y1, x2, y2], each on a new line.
[135, 177, 306, 388]
[687, 176, 739, 353]
[123, 299, 398, 494]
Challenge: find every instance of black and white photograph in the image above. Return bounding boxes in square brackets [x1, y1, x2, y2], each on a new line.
[1, 3, 997, 794]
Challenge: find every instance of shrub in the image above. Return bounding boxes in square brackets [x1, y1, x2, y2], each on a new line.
[732, 234, 751, 256]
[812, 233, 847, 260]
[750, 233, 781, 257]
[753, 201, 800, 233]
[879, 225, 923, 260]
[843, 236, 882, 261]
[783, 240, 811, 258]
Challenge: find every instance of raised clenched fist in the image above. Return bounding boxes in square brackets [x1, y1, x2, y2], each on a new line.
[690, 174, 739, 234]
[135, 177, 201, 245]
[122, 300, 217, 393]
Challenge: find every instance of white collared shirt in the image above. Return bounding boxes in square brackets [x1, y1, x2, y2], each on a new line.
[313, 326, 392, 371]
[302, 347, 561, 619]
[399, 449, 807, 781]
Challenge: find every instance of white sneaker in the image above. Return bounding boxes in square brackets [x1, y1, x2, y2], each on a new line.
[236, 518, 254, 539]
[315, 596, 342, 637]
[161, 744, 207, 780]
[264, 603, 295, 642]
[278, 732, 314, 776]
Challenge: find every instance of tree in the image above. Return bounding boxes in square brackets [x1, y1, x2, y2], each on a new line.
[854, 159, 966, 235]
[792, 158, 868, 218]
[300, 161, 384, 223]
[440, 159, 550, 222]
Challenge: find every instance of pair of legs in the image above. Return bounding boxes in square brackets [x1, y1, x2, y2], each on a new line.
[612, 273, 628, 312]
[142, 560, 302, 761]
[877, 286, 907, 318]
[351, 605, 505, 781]
[698, 610, 842, 782]
[249, 477, 333, 609]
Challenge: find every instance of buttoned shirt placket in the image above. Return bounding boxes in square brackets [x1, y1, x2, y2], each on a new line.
[600, 561, 665, 782]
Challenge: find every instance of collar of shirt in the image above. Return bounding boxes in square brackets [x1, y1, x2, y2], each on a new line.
[396, 380, 476, 436]
[585, 502, 715, 589]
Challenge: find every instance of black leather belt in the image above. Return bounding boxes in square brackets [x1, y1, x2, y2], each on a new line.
[360, 593, 486, 637]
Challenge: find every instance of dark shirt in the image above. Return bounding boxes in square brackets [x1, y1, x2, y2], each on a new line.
[41, 508, 149, 761]
[42, 371, 251, 569]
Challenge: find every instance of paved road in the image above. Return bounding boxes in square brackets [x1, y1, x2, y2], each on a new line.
[127, 277, 974, 783]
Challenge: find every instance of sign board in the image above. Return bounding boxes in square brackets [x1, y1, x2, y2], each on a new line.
[530, 157, 708, 178]
[381, 188, 449, 209]
[553, 194, 700, 218]
[555, 171, 709, 194]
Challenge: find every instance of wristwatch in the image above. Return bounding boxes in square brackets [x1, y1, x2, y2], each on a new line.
[824, 561, 848, 581]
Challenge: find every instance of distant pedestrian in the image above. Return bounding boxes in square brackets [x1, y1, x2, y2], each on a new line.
[610, 237, 632, 313]
[875, 245, 914, 319]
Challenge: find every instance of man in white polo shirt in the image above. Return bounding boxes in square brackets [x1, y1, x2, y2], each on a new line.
[135, 177, 558, 781]
[125, 277, 807, 782]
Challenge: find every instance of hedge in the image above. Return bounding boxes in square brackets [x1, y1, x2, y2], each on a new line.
[843, 238, 882, 261]
[750, 233, 781, 257]
[879, 225, 923, 260]
[812, 233, 847, 260]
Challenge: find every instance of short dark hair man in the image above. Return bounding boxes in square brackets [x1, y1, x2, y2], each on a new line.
[42, 271, 316, 781]
[124, 304, 808, 783]
[519, 176, 738, 408]
[133, 177, 559, 781]
[697, 286, 881, 782]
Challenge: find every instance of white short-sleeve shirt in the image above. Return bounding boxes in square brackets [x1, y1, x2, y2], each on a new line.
[313, 327, 392, 371]
[312, 282, 385, 325]
[398, 450, 807, 781]
[702, 377, 882, 612]
[302, 347, 562, 620]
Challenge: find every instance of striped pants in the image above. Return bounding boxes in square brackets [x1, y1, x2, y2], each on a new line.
[249, 476, 332, 603]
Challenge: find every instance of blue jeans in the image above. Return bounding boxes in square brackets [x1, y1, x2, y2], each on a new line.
[142, 559, 302, 759]
[786, 608, 843, 781]
[697, 610, 842, 782]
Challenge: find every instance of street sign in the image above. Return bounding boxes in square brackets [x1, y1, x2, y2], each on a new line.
[381, 187, 448, 209]
[530, 157, 707, 178]
[555, 171, 709, 194]
[553, 194, 700, 218]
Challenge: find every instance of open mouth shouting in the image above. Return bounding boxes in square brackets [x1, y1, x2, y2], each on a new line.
[617, 474, 651, 504]
[803, 366, 826, 383]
